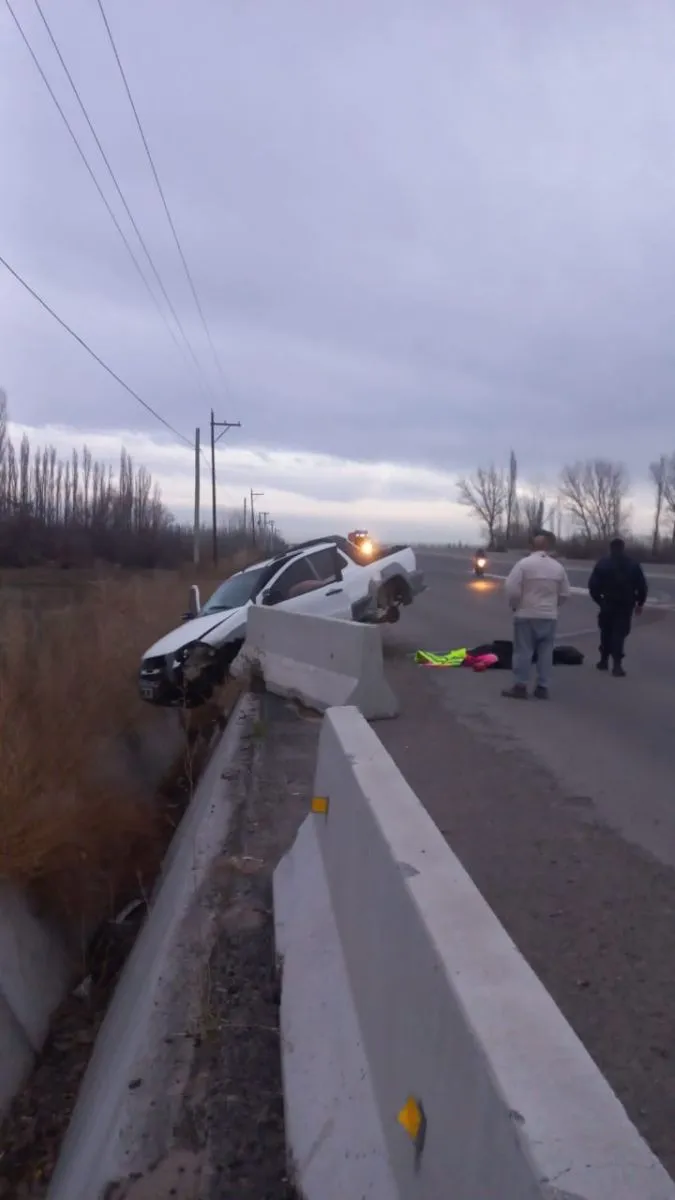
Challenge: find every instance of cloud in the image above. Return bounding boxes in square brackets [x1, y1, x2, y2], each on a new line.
[1, 0, 673, 533]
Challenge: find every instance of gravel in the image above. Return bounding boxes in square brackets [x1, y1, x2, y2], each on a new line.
[185, 693, 316, 1199]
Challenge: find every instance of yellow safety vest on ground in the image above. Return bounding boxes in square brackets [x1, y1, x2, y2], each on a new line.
[415, 648, 467, 667]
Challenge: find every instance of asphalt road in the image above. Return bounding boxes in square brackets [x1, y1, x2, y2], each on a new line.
[393, 551, 675, 866]
[423, 546, 675, 605]
[375, 550, 675, 1175]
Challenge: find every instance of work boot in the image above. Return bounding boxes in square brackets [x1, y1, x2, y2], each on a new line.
[502, 684, 528, 700]
[612, 662, 626, 678]
[596, 658, 609, 672]
[534, 685, 549, 700]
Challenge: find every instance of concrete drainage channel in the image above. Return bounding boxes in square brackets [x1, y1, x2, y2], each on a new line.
[0, 701, 241, 1198]
[42, 687, 310, 1200]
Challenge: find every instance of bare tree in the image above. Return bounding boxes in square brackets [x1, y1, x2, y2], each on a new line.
[18, 434, 31, 513]
[661, 454, 675, 544]
[650, 456, 668, 555]
[520, 490, 548, 537]
[559, 459, 629, 542]
[0, 388, 8, 515]
[505, 450, 518, 545]
[0, 391, 280, 567]
[457, 465, 506, 548]
[82, 446, 92, 526]
[0, 388, 7, 472]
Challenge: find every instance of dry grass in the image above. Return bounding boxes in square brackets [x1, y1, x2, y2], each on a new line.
[0, 555, 253, 934]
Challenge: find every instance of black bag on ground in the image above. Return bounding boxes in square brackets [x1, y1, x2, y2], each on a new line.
[552, 644, 584, 665]
[467, 640, 584, 668]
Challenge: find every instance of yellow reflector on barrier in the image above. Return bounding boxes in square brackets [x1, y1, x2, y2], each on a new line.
[397, 1095, 423, 1140]
[311, 796, 329, 815]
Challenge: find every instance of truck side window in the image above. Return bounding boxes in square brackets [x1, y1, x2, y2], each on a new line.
[269, 557, 316, 603]
[306, 548, 341, 583]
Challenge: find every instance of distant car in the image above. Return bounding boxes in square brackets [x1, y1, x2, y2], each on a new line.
[138, 534, 426, 708]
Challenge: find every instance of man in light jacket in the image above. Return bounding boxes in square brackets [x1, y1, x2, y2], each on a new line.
[502, 532, 571, 700]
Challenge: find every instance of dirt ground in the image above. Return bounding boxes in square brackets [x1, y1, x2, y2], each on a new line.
[104, 692, 316, 1200]
[376, 653, 675, 1181]
[186, 692, 315, 1199]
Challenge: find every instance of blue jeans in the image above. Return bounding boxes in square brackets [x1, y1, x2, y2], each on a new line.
[513, 618, 556, 689]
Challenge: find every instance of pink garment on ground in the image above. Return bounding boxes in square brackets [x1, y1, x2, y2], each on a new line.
[471, 653, 498, 672]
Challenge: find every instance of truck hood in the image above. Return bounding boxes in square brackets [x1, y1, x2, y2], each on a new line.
[142, 605, 249, 660]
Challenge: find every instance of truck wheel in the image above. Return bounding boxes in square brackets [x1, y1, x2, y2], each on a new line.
[377, 577, 409, 621]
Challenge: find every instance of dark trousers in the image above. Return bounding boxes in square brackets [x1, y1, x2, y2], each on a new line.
[598, 607, 633, 664]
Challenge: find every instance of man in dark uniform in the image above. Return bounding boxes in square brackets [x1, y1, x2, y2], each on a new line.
[588, 538, 648, 676]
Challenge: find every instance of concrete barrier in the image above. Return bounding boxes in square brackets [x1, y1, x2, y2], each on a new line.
[274, 707, 675, 1199]
[0, 883, 71, 1118]
[242, 606, 399, 719]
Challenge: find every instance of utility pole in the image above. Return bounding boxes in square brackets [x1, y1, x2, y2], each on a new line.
[243, 495, 247, 538]
[250, 489, 263, 545]
[210, 410, 241, 566]
[260, 511, 269, 550]
[193, 427, 201, 566]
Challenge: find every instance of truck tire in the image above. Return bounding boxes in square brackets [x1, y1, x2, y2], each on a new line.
[377, 577, 411, 621]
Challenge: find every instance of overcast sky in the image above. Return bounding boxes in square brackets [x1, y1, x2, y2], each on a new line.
[2, 0, 674, 539]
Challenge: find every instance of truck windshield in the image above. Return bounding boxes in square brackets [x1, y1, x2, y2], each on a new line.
[201, 567, 268, 613]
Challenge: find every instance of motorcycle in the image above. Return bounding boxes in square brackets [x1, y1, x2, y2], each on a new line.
[473, 554, 487, 578]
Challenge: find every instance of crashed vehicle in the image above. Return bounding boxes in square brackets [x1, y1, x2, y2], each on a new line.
[138, 535, 426, 708]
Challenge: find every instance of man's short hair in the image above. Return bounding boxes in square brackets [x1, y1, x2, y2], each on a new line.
[610, 537, 625, 553]
[533, 529, 556, 550]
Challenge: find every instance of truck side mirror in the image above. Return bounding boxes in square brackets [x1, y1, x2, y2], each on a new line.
[188, 584, 200, 617]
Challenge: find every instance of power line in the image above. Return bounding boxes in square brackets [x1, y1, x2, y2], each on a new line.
[4, 0, 189, 371]
[0, 252, 194, 449]
[30, 0, 215, 405]
[96, 0, 230, 391]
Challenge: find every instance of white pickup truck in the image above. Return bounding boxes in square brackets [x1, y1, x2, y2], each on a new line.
[138, 535, 425, 707]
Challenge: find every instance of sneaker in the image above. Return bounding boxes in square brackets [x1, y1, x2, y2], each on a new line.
[534, 685, 549, 700]
[596, 659, 609, 672]
[502, 684, 528, 700]
[612, 664, 626, 678]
